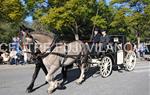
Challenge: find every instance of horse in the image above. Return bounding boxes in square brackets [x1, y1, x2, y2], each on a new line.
[25, 32, 88, 94]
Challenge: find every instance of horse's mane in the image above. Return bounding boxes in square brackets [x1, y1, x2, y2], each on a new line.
[30, 31, 54, 38]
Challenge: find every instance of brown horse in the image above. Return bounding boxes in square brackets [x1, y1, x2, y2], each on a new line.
[26, 32, 88, 94]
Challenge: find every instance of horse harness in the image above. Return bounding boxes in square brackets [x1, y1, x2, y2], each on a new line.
[59, 43, 68, 66]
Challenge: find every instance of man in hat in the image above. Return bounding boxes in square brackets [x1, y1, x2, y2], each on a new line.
[100, 30, 110, 51]
[92, 27, 101, 43]
[90, 28, 101, 57]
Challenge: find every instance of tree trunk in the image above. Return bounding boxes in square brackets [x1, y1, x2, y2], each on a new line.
[75, 34, 79, 40]
[137, 37, 140, 48]
[90, 25, 95, 41]
[136, 31, 141, 49]
[74, 22, 79, 40]
[90, 2, 99, 41]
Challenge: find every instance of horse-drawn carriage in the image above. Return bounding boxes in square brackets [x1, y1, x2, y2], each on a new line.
[23, 31, 136, 94]
[85, 35, 136, 78]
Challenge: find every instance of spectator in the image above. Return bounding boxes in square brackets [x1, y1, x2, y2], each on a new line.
[0, 53, 3, 64]
[9, 48, 17, 65]
[1, 52, 10, 64]
[133, 43, 138, 58]
[138, 42, 145, 58]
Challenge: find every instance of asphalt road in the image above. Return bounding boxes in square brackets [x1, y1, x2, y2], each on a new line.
[0, 60, 149, 95]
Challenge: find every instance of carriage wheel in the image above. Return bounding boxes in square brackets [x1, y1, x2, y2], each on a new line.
[100, 56, 113, 78]
[124, 51, 136, 71]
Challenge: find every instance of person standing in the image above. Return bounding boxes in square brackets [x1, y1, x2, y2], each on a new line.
[19, 28, 29, 64]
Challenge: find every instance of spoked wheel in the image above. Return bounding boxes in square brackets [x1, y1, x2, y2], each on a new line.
[124, 51, 136, 71]
[100, 56, 113, 78]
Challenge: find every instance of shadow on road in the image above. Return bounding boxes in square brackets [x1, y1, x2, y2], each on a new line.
[28, 66, 99, 92]
[55, 66, 99, 86]
[28, 82, 48, 93]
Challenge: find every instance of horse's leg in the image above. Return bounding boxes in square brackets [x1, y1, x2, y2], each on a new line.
[61, 66, 67, 81]
[76, 63, 85, 84]
[26, 63, 40, 93]
[40, 61, 48, 78]
[45, 65, 59, 94]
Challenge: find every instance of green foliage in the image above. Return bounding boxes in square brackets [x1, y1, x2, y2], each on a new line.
[91, 15, 106, 29]
[0, 0, 150, 42]
[110, 0, 150, 41]
[0, 0, 25, 22]
[32, 20, 50, 32]
[0, 22, 18, 43]
[40, 0, 95, 34]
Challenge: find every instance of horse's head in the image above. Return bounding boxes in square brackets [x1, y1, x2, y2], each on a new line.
[23, 32, 54, 54]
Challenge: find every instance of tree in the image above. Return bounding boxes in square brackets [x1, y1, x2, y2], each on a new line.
[0, 0, 27, 43]
[0, 0, 25, 22]
[111, 0, 150, 45]
[38, 0, 96, 40]
[33, 0, 115, 41]
[32, 20, 49, 32]
[0, 22, 18, 43]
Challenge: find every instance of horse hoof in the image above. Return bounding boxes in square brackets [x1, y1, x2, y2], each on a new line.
[47, 89, 56, 95]
[26, 84, 34, 93]
[47, 90, 51, 95]
[26, 88, 33, 93]
[57, 84, 66, 90]
[76, 79, 84, 85]
[45, 81, 48, 84]
[47, 90, 52, 95]
[75, 81, 82, 85]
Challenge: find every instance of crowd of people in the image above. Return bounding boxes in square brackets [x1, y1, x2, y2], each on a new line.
[0, 28, 31, 65]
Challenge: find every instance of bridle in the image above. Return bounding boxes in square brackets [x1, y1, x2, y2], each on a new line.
[24, 32, 59, 56]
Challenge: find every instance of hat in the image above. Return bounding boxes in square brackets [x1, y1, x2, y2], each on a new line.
[101, 30, 107, 33]
[94, 27, 100, 31]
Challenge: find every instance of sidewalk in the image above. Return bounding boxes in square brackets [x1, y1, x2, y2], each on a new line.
[136, 54, 150, 64]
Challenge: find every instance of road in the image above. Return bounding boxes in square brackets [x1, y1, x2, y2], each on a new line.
[0, 60, 149, 95]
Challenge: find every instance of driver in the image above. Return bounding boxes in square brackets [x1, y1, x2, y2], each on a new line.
[92, 27, 101, 43]
[100, 30, 110, 51]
